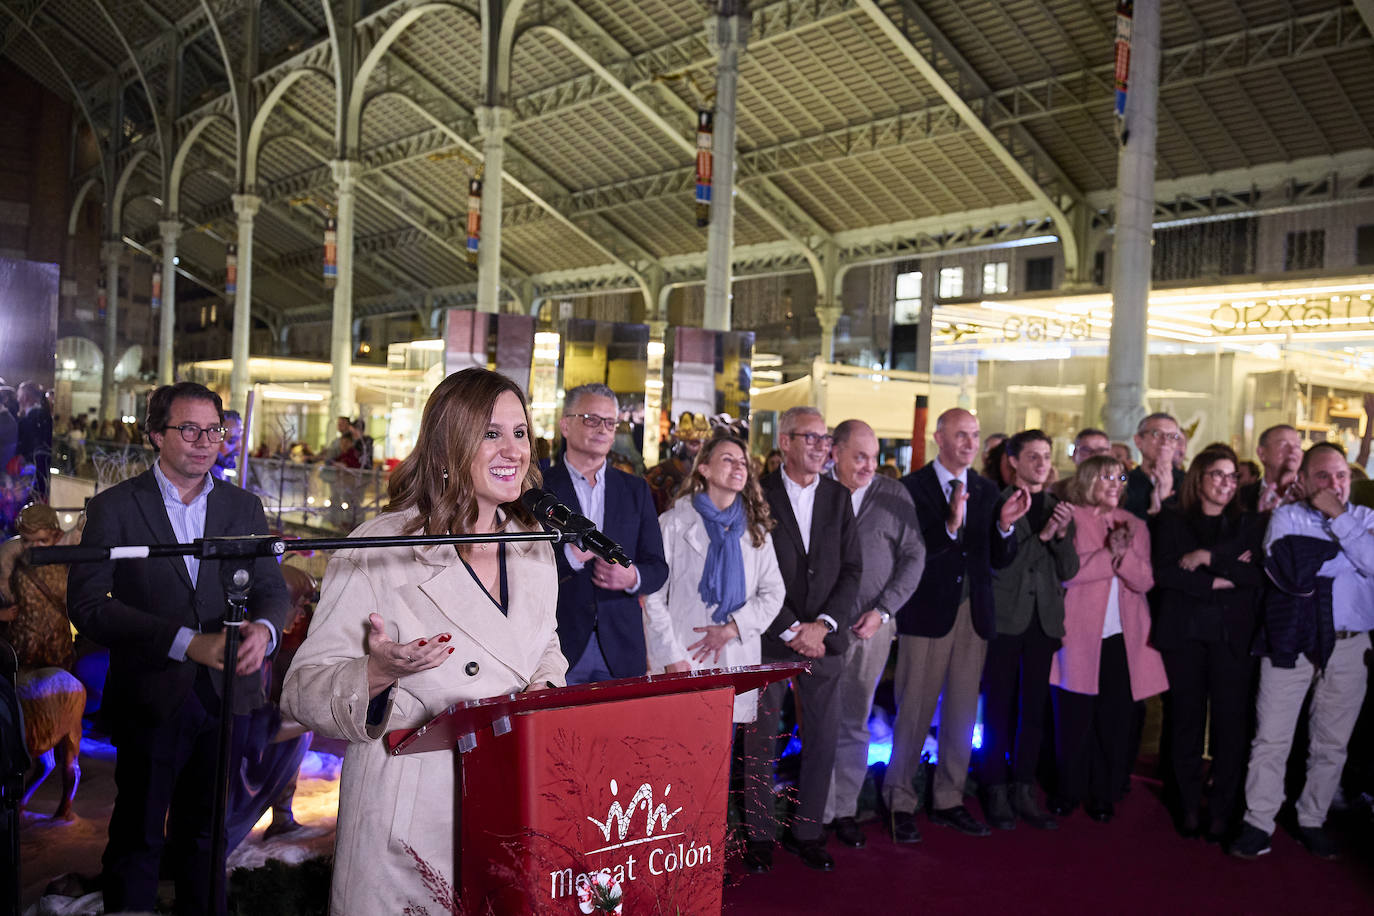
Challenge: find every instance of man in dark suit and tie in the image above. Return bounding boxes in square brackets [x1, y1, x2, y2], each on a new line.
[884, 407, 1028, 842]
[742, 406, 862, 873]
[67, 382, 289, 915]
[545, 383, 667, 683]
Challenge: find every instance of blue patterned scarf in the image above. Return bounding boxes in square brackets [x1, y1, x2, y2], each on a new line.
[692, 492, 747, 624]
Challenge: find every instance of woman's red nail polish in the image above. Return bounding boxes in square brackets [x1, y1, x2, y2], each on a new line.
[439, 635, 451, 643]
[447, 647, 455, 654]
[418, 640, 427, 646]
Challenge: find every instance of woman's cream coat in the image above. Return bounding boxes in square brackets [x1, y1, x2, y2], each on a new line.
[642, 496, 784, 722]
[281, 509, 566, 915]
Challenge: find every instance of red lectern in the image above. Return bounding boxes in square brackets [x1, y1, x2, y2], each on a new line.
[386, 663, 802, 916]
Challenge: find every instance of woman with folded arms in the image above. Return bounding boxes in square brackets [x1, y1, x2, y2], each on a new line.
[1151, 445, 1264, 842]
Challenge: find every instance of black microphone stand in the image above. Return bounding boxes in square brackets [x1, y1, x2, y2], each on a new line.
[29, 525, 586, 911]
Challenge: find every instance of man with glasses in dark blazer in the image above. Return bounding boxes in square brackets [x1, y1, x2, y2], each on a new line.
[545, 383, 667, 684]
[68, 382, 289, 915]
[1123, 412, 1186, 519]
[742, 406, 862, 874]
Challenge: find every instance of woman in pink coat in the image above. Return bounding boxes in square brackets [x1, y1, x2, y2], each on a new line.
[1049, 454, 1168, 822]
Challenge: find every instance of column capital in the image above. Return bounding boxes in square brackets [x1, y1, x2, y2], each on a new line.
[231, 193, 262, 219]
[158, 219, 182, 246]
[101, 239, 124, 262]
[647, 319, 669, 341]
[814, 304, 843, 331]
[330, 159, 362, 193]
[475, 105, 514, 141]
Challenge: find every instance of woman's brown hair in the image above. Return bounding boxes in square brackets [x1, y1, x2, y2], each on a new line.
[1066, 454, 1124, 507]
[674, 434, 774, 547]
[386, 368, 541, 544]
[1179, 444, 1239, 514]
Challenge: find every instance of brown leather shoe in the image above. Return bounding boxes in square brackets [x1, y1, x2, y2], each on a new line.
[890, 809, 922, 844]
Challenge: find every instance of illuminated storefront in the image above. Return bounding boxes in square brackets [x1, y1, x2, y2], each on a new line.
[930, 273, 1374, 462]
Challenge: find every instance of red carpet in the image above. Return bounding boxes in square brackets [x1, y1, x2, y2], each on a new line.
[721, 779, 1374, 915]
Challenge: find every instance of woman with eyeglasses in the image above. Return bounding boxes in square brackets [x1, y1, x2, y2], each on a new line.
[1050, 454, 1168, 822]
[1150, 445, 1264, 842]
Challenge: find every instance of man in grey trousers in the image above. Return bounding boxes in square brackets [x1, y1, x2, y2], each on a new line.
[1231, 442, 1374, 861]
[822, 419, 926, 848]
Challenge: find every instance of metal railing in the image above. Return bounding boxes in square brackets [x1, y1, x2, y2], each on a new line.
[52, 438, 390, 535]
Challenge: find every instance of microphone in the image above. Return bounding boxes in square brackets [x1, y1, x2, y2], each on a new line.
[520, 489, 632, 568]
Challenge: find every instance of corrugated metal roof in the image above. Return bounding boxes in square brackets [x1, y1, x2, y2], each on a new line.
[0, 0, 1369, 323]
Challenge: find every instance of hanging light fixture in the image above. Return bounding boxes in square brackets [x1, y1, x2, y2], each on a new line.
[695, 110, 713, 228]
[225, 243, 238, 296]
[323, 215, 338, 290]
[466, 176, 482, 267]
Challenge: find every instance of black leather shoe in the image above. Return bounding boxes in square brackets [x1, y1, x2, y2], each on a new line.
[1047, 796, 1077, 817]
[983, 784, 1017, 831]
[890, 809, 922, 844]
[929, 805, 991, 837]
[829, 816, 866, 848]
[781, 832, 835, 872]
[741, 840, 773, 874]
[1011, 783, 1058, 831]
[1086, 802, 1114, 823]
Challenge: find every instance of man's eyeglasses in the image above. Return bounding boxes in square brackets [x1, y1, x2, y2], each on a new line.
[1099, 473, 1129, 483]
[1205, 469, 1241, 484]
[165, 423, 229, 444]
[1142, 429, 1185, 443]
[572, 413, 618, 431]
[787, 431, 834, 447]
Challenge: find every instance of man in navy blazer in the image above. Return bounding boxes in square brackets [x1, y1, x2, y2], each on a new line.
[545, 383, 667, 683]
[883, 408, 1027, 842]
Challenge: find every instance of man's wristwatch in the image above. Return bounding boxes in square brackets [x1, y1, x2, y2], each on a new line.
[875, 607, 892, 625]
[820, 617, 837, 634]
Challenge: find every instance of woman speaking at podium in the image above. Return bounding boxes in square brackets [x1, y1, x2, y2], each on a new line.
[282, 367, 567, 915]
[642, 433, 784, 720]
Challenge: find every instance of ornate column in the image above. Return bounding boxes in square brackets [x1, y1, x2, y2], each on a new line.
[816, 306, 843, 364]
[703, 5, 749, 331]
[1104, 0, 1160, 442]
[815, 240, 842, 362]
[330, 160, 361, 423]
[476, 106, 513, 314]
[157, 220, 181, 385]
[229, 194, 261, 412]
[99, 239, 122, 422]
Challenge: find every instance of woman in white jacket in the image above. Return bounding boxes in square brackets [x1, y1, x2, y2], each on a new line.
[643, 433, 785, 723]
